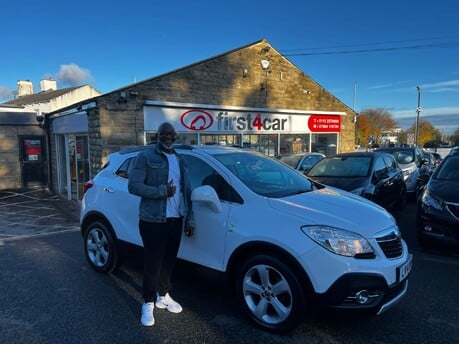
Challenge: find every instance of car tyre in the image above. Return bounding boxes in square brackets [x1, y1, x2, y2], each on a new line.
[83, 220, 119, 273]
[236, 254, 305, 332]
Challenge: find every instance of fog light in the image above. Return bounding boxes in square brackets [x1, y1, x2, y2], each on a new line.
[356, 290, 370, 304]
[424, 225, 433, 232]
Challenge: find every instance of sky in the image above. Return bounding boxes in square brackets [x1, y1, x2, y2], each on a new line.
[1, 0, 458, 134]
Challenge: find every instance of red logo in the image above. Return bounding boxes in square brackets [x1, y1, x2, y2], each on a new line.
[180, 110, 214, 130]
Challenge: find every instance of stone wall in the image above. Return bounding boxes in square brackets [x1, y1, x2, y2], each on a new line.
[87, 40, 355, 176]
[0, 125, 44, 189]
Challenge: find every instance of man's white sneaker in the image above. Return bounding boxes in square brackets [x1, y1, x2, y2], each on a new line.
[141, 302, 155, 326]
[155, 293, 183, 313]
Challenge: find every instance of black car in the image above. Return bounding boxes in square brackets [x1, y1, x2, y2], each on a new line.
[306, 152, 407, 210]
[278, 152, 325, 173]
[416, 151, 459, 247]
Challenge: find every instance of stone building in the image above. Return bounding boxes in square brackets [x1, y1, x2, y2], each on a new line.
[45, 39, 356, 200]
[0, 81, 100, 189]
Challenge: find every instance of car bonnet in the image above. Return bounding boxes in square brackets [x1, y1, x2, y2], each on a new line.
[307, 176, 368, 192]
[267, 187, 395, 237]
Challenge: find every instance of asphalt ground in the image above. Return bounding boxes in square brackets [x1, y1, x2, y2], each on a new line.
[0, 188, 80, 243]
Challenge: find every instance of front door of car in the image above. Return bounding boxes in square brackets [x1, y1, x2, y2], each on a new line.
[178, 154, 234, 271]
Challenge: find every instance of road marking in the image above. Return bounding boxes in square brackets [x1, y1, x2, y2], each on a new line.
[0, 228, 79, 245]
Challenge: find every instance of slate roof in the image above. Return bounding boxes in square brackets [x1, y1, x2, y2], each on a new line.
[3, 86, 81, 106]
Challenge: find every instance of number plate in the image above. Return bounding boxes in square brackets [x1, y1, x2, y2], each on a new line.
[398, 254, 413, 282]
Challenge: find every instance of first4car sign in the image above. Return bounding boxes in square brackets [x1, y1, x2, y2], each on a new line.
[144, 103, 344, 134]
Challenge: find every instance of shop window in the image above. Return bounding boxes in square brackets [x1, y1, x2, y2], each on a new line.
[312, 134, 337, 156]
[279, 134, 311, 156]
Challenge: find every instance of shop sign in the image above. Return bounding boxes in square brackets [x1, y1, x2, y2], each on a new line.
[307, 115, 341, 132]
[180, 110, 288, 132]
[144, 104, 345, 133]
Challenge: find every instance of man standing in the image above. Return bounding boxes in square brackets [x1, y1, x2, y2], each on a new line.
[128, 122, 194, 327]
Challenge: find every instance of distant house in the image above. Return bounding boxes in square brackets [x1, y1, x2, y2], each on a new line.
[0, 80, 100, 189]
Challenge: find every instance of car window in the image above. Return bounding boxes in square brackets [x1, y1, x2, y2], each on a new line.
[279, 154, 302, 168]
[435, 156, 459, 181]
[382, 155, 397, 172]
[300, 155, 323, 171]
[115, 157, 135, 179]
[213, 152, 314, 198]
[181, 155, 243, 204]
[308, 156, 370, 177]
[391, 150, 414, 164]
[374, 157, 387, 175]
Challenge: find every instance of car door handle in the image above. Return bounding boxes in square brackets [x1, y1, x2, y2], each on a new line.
[104, 187, 114, 193]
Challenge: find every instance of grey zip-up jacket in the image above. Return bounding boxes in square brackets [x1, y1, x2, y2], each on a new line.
[128, 144, 194, 229]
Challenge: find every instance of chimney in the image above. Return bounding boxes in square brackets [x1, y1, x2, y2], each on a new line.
[17, 80, 33, 96]
[40, 78, 57, 92]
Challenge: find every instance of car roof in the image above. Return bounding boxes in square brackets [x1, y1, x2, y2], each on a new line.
[374, 147, 417, 151]
[115, 144, 256, 157]
[332, 151, 391, 159]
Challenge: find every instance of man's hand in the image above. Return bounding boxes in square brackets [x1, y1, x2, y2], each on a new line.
[167, 180, 176, 197]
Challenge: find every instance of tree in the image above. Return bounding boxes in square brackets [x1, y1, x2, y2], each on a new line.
[356, 108, 398, 145]
[405, 119, 442, 146]
[451, 127, 459, 146]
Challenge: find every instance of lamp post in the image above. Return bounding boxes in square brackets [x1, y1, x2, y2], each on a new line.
[415, 86, 422, 147]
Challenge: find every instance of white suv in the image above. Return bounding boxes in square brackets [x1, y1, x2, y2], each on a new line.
[80, 145, 412, 332]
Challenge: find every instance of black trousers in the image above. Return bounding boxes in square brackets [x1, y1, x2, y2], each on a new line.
[139, 218, 183, 303]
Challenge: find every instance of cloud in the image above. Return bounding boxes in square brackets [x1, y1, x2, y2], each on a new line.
[56, 63, 94, 86]
[422, 80, 459, 89]
[367, 83, 393, 90]
[0, 86, 13, 101]
[393, 79, 459, 93]
[393, 106, 459, 118]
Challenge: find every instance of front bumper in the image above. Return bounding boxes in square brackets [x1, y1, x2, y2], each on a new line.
[314, 271, 410, 313]
[417, 205, 459, 245]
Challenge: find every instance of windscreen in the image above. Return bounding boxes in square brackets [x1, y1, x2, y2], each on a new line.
[308, 156, 371, 177]
[213, 152, 315, 198]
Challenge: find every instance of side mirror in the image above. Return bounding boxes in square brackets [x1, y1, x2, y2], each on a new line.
[373, 170, 388, 182]
[417, 173, 431, 187]
[191, 185, 222, 212]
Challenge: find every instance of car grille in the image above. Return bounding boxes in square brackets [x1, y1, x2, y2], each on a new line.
[447, 203, 459, 220]
[376, 231, 403, 259]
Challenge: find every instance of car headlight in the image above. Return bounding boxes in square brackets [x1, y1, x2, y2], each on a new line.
[421, 189, 443, 211]
[403, 166, 416, 181]
[301, 225, 374, 257]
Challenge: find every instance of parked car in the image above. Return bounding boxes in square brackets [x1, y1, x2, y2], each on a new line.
[447, 146, 459, 156]
[421, 151, 437, 174]
[416, 150, 459, 247]
[431, 152, 442, 167]
[305, 152, 407, 211]
[374, 147, 424, 196]
[278, 152, 325, 173]
[81, 145, 412, 332]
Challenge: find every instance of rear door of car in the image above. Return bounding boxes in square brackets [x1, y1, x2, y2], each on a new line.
[102, 155, 142, 246]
